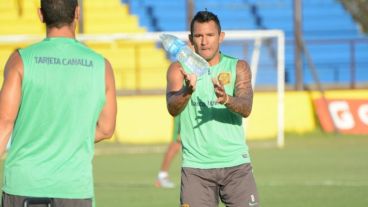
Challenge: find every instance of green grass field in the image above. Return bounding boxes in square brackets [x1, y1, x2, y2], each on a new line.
[1, 131, 368, 207]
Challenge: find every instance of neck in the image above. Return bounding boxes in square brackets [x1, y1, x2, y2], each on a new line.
[46, 25, 76, 39]
[208, 52, 222, 66]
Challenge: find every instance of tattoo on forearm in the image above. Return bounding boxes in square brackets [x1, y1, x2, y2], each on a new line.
[166, 86, 192, 116]
[225, 61, 253, 117]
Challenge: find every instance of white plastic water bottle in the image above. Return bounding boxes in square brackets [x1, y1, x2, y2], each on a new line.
[160, 34, 209, 76]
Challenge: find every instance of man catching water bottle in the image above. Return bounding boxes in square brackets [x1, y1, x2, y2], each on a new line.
[165, 10, 260, 207]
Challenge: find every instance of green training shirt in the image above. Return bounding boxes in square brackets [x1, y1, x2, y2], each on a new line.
[180, 53, 251, 169]
[3, 37, 105, 198]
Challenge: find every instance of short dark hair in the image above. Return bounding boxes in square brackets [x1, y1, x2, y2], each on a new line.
[190, 11, 221, 36]
[41, 0, 78, 28]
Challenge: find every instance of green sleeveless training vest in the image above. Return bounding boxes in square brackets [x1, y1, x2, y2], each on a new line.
[180, 53, 251, 169]
[3, 37, 105, 198]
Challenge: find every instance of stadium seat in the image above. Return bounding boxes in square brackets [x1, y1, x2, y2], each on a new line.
[0, 0, 171, 90]
[125, 0, 366, 86]
[252, 0, 367, 85]
[83, 0, 170, 90]
[0, 0, 43, 35]
[1, 0, 367, 88]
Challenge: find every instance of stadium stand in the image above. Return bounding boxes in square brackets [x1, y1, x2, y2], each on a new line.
[0, 0, 42, 85]
[0, 0, 170, 90]
[127, 0, 367, 87]
[83, 0, 144, 34]
[0, 0, 43, 35]
[126, 0, 187, 31]
[82, 0, 170, 90]
[1, 0, 366, 89]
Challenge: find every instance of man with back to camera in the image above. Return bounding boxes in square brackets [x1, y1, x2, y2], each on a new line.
[0, 0, 117, 206]
[166, 11, 260, 207]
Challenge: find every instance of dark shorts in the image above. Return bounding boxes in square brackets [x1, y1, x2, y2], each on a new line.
[1, 192, 92, 207]
[180, 163, 260, 207]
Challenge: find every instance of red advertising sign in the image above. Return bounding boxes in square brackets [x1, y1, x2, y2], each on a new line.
[314, 99, 368, 134]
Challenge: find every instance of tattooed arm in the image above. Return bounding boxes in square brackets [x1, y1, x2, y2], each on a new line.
[213, 60, 253, 118]
[166, 62, 197, 116]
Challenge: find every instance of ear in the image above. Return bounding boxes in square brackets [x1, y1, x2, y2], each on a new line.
[74, 6, 80, 22]
[219, 32, 225, 43]
[188, 34, 194, 45]
[37, 8, 44, 23]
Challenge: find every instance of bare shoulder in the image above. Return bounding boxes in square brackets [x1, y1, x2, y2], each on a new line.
[167, 61, 185, 80]
[104, 58, 113, 70]
[4, 50, 23, 78]
[103, 58, 115, 80]
[167, 61, 183, 75]
[236, 59, 251, 79]
[236, 60, 251, 73]
[103, 58, 116, 89]
[166, 61, 185, 92]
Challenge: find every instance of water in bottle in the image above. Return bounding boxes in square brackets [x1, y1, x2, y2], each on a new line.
[159, 33, 209, 77]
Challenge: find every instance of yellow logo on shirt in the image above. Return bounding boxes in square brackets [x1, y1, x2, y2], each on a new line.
[218, 72, 231, 85]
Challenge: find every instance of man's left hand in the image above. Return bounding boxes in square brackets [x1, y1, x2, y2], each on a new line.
[212, 78, 229, 105]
